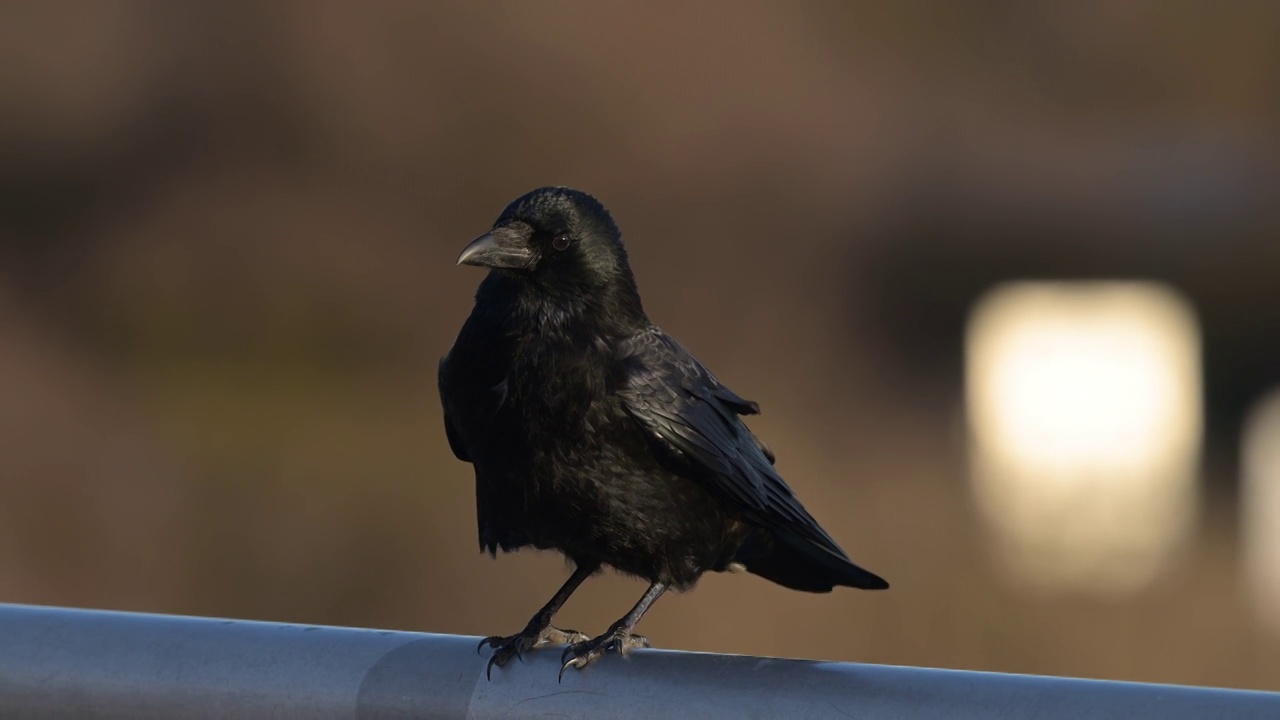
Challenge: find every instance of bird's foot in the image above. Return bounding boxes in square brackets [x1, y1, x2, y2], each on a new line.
[558, 625, 650, 681]
[479, 624, 589, 680]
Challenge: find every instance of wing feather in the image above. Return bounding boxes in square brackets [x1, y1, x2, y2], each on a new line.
[617, 328, 849, 560]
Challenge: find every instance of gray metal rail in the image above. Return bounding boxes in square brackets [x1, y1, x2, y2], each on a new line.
[0, 603, 1276, 719]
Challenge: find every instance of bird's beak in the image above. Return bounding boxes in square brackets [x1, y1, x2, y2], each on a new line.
[457, 225, 535, 270]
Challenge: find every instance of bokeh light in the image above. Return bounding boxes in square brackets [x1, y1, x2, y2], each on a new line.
[1243, 389, 1280, 635]
[966, 281, 1202, 596]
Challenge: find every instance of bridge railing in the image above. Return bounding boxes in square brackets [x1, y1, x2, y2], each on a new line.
[0, 603, 1276, 719]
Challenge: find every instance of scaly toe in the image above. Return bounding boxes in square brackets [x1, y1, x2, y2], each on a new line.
[477, 634, 504, 655]
[557, 629, 650, 681]
[480, 633, 534, 680]
[483, 623, 591, 680]
[538, 625, 590, 647]
[615, 632, 649, 655]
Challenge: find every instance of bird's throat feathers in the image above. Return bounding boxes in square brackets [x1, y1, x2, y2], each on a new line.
[476, 269, 648, 336]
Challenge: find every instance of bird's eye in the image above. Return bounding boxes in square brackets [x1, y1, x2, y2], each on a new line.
[552, 234, 572, 251]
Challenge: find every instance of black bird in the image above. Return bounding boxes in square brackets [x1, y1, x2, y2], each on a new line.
[439, 187, 887, 679]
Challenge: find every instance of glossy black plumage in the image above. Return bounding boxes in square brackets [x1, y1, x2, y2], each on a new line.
[438, 186, 887, 678]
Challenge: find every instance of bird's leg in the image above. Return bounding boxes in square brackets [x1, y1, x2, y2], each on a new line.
[559, 581, 667, 680]
[479, 562, 597, 679]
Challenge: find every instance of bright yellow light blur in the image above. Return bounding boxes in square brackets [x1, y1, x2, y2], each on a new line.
[966, 281, 1202, 596]
[1243, 389, 1280, 635]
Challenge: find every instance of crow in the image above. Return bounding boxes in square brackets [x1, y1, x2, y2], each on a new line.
[438, 186, 888, 680]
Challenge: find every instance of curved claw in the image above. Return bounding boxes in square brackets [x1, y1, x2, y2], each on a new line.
[483, 640, 521, 681]
[558, 655, 584, 683]
[482, 625, 588, 681]
[557, 629, 651, 681]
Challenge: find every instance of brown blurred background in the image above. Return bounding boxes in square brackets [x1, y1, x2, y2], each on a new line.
[2, 0, 1278, 692]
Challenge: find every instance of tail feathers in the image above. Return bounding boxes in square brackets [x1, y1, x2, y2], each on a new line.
[734, 529, 889, 593]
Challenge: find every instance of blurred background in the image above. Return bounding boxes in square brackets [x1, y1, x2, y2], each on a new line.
[2, 0, 1278, 692]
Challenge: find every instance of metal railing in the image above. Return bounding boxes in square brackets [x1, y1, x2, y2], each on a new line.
[0, 603, 1276, 718]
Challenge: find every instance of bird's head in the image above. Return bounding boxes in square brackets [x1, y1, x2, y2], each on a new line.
[457, 187, 634, 293]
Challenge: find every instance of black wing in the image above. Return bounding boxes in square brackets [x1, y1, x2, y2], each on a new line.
[616, 327, 853, 563]
[438, 356, 471, 463]
[438, 309, 515, 466]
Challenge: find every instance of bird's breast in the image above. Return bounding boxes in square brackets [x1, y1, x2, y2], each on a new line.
[506, 357, 613, 440]
[451, 312, 637, 475]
